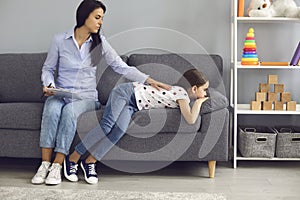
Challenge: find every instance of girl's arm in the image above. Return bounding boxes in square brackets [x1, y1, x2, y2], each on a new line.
[177, 97, 209, 125]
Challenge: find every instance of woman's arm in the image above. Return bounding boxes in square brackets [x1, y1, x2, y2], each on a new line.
[101, 35, 171, 90]
[41, 35, 61, 96]
[145, 77, 171, 91]
[41, 35, 59, 88]
[101, 35, 148, 82]
[177, 97, 209, 125]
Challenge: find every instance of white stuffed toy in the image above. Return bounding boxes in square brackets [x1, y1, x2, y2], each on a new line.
[247, 0, 300, 18]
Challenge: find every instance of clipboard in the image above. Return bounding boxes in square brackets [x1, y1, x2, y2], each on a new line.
[47, 88, 81, 99]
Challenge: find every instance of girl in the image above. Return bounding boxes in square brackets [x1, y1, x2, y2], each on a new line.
[31, 0, 170, 185]
[64, 69, 209, 184]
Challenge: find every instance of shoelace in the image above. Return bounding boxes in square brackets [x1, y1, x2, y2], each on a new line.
[49, 164, 61, 178]
[88, 163, 97, 175]
[36, 163, 49, 177]
[70, 164, 78, 174]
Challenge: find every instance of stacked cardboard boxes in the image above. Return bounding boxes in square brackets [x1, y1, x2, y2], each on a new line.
[250, 75, 296, 111]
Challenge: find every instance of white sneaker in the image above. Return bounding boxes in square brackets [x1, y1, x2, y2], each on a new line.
[45, 163, 62, 185]
[31, 161, 51, 184]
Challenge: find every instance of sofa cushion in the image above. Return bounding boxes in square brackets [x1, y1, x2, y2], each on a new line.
[128, 108, 201, 135]
[0, 53, 47, 103]
[0, 129, 41, 158]
[127, 54, 223, 88]
[96, 56, 128, 105]
[77, 108, 201, 136]
[0, 103, 44, 130]
[200, 88, 229, 115]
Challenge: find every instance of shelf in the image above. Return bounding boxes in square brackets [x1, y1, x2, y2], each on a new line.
[232, 0, 300, 168]
[236, 156, 300, 161]
[236, 104, 300, 114]
[236, 62, 300, 69]
[237, 17, 300, 23]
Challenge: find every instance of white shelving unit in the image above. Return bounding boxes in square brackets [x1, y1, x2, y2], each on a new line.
[231, 0, 300, 168]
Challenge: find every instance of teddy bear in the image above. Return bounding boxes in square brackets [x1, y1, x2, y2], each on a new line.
[247, 0, 300, 18]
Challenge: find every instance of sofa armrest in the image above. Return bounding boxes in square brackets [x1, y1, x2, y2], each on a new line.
[200, 88, 228, 115]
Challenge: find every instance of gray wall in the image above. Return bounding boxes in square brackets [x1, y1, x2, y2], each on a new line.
[0, 0, 230, 55]
[0, 0, 81, 53]
[1, 0, 300, 102]
[0, 0, 231, 96]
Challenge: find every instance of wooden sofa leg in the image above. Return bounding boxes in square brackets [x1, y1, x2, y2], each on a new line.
[208, 160, 216, 178]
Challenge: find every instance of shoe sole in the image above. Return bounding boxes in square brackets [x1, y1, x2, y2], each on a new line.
[45, 177, 61, 185]
[80, 162, 98, 184]
[31, 176, 46, 185]
[45, 181, 61, 185]
[31, 180, 45, 185]
[63, 158, 78, 182]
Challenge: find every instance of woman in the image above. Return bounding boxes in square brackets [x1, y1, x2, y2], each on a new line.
[31, 0, 170, 185]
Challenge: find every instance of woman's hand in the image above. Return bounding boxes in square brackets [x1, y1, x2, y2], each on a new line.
[42, 84, 55, 96]
[146, 77, 172, 91]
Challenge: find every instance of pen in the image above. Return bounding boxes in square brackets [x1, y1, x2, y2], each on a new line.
[40, 83, 53, 99]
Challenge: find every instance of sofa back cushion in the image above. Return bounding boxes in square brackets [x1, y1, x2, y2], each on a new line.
[96, 56, 128, 105]
[0, 53, 46, 103]
[127, 54, 223, 88]
[97, 54, 224, 105]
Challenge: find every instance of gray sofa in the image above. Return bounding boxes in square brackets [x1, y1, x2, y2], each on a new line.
[0, 53, 229, 178]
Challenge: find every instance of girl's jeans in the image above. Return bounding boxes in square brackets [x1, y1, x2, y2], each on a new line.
[40, 96, 100, 155]
[75, 83, 138, 160]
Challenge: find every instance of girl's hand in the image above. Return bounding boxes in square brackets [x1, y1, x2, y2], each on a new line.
[197, 97, 209, 103]
[146, 77, 172, 91]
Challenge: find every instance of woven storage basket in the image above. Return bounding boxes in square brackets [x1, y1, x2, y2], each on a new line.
[238, 127, 277, 158]
[275, 127, 300, 158]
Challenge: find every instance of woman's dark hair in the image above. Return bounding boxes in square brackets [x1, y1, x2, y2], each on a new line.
[76, 0, 106, 66]
[177, 69, 208, 91]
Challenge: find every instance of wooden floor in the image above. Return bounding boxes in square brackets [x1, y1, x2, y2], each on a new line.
[0, 158, 299, 200]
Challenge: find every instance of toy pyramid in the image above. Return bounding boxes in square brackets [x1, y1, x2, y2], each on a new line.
[241, 28, 259, 65]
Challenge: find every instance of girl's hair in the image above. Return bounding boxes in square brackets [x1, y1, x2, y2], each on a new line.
[75, 0, 106, 66]
[177, 69, 208, 90]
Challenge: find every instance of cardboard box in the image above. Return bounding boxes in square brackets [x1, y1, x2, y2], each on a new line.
[262, 101, 273, 110]
[274, 101, 284, 110]
[280, 92, 291, 102]
[256, 92, 266, 102]
[268, 75, 278, 84]
[259, 83, 270, 92]
[268, 92, 278, 102]
[287, 101, 297, 111]
[274, 84, 284, 93]
[251, 101, 261, 110]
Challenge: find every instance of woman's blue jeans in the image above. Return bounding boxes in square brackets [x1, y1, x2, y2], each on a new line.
[75, 83, 138, 160]
[40, 96, 100, 155]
